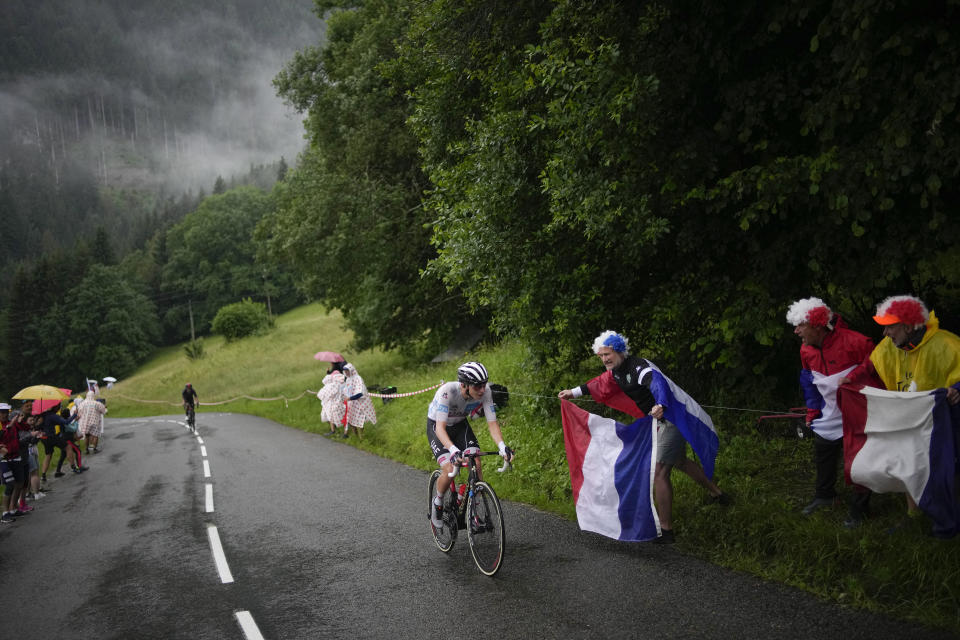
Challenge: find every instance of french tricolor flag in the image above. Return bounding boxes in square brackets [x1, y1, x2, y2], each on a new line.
[841, 384, 960, 538]
[560, 400, 660, 542]
[585, 364, 719, 479]
[640, 364, 720, 479]
[799, 365, 857, 441]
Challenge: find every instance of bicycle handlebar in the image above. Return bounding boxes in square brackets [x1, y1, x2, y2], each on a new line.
[447, 450, 514, 476]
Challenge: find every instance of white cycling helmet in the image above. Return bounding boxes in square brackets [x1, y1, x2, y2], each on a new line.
[457, 362, 489, 385]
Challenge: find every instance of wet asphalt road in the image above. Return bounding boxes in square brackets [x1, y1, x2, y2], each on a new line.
[1, 413, 956, 640]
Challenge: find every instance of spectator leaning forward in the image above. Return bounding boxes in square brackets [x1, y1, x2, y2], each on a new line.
[786, 297, 879, 522]
[842, 295, 960, 526]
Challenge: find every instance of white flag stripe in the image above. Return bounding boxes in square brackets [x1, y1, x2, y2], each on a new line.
[576, 413, 624, 539]
[639, 365, 716, 435]
[850, 389, 936, 503]
[810, 365, 857, 440]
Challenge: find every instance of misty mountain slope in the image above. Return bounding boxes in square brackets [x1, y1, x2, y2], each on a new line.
[0, 0, 324, 191]
[0, 0, 325, 282]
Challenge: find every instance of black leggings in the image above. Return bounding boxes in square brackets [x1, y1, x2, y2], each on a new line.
[43, 438, 68, 471]
[43, 438, 82, 471]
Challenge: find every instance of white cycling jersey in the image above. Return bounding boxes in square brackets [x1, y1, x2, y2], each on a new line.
[427, 381, 497, 425]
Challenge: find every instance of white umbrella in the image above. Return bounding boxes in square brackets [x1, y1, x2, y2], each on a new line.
[103, 376, 117, 382]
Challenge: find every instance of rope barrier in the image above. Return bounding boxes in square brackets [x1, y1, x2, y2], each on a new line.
[505, 390, 799, 416]
[112, 384, 801, 417]
[110, 384, 444, 410]
[368, 382, 443, 398]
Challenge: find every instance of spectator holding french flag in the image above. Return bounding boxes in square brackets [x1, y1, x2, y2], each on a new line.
[558, 330, 730, 544]
[840, 295, 960, 537]
[786, 297, 879, 522]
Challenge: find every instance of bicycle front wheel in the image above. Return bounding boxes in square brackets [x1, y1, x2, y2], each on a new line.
[428, 470, 457, 553]
[466, 481, 505, 576]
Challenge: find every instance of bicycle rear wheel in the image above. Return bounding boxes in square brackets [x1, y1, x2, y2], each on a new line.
[466, 481, 505, 576]
[428, 470, 457, 552]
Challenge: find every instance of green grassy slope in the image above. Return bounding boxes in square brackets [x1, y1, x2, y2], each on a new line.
[102, 303, 960, 633]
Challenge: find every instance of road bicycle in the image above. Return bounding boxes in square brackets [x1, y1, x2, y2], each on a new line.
[185, 404, 196, 431]
[428, 450, 509, 576]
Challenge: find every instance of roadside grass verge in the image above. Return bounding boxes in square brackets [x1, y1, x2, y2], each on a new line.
[100, 303, 960, 634]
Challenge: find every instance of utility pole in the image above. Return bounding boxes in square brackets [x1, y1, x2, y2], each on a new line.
[188, 299, 196, 342]
[264, 272, 273, 319]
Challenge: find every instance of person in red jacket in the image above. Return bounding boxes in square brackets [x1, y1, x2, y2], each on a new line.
[1, 403, 43, 522]
[787, 297, 878, 519]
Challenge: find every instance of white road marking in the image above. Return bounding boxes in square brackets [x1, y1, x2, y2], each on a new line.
[205, 483, 214, 513]
[206, 525, 234, 584]
[201, 445, 208, 457]
[203, 459, 211, 478]
[197, 436, 205, 444]
[235, 611, 265, 640]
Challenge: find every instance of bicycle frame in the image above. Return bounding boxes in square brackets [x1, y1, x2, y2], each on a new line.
[447, 451, 510, 528]
[430, 450, 511, 575]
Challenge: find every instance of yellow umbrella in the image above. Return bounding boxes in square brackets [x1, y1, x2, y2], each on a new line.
[12, 385, 70, 401]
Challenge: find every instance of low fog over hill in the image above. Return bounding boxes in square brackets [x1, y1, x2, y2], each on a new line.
[0, 0, 324, 192]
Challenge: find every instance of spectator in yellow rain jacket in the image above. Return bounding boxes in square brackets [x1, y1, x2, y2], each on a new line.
[844, 295, 960, 520]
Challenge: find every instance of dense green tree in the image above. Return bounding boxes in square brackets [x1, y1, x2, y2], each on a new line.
[90, 225, 117, 265]
[161, 185, 297, 341]
[392, 0, 960, 405]
[61, 266, 160, 382]
[264, 0, 475, 355]
[16, 264, 160, 386]
[211, 298, 272, 341]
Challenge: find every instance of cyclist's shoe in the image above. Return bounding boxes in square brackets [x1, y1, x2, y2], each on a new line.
[431, 501, 444, 529]
[54, 471, 65, 478]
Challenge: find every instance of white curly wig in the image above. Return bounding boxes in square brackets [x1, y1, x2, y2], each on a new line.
[592, 330, 630, 355]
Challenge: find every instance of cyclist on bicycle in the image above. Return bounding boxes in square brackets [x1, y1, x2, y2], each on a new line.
[428, 362, 514, 528]
[182, 383, 198, 419]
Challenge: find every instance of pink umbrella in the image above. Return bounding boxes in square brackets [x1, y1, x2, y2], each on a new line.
[314, 351, 345, 362]
[32, 388, 72, 414]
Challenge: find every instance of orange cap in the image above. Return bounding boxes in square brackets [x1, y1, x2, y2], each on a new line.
[872, 314, 901, 325]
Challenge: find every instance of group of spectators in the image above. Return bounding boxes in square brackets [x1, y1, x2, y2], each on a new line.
[552, 293, 960, 542]
[787, 294, 960, 531]
[317, 361, 378, 439]
[0, 391, 107, 524]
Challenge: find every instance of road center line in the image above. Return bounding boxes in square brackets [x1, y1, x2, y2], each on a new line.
[200, 445, 208, 457]
[205, 483, 214, 513]
[235, 611, 265, 640]
[196, 436, 204, 444]
[203, 459, 211, 478]
[206, 525, 235, 584]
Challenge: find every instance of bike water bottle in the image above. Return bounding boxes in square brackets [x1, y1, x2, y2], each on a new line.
[458, 483, 467, 503]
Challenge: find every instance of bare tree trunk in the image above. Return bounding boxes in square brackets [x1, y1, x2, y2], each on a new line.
[87, 96, 96, 131]
[51, 143, 59, 185]
[59, 115, 66, 159]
